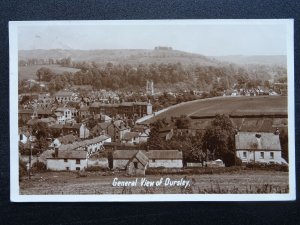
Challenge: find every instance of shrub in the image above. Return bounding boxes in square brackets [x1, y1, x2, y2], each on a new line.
[85, 166, 107, 172]
[222, 153, 242, 167]
[246, 162, 288, 172]
[31, 161, 47, 172]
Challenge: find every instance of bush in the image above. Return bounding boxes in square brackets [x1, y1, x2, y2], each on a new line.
[222, 153, 242, 167]
[246, 162, 288, 172]
[31, 161, 47, 172]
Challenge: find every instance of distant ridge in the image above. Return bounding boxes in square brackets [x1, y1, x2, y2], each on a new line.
[18, 49, 222, 66]
[212, 55, 286, 67]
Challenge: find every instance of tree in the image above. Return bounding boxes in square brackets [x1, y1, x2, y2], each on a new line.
[32, 122, 49, 140]
[147, 119, 168, 149]
[36, 67, 54, 82]
[175, 115, 190, 129]
[202, 114, 236, 166]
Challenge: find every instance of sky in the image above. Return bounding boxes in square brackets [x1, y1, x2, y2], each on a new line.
[17, 21, 289, 56]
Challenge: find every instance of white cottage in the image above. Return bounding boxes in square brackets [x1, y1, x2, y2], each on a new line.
[235, 132, 287, 164]
[47, 150, 87, 171]
[54, 107, 72, 124]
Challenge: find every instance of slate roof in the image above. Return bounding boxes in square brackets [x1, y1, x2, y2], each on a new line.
[113, 150, 183, 160]
[146, 150, 183, 159]
[79, 106, 89, 111]
[123, 132, 140, 141]
[59, 135, 110, 151]
[57, 134, 77, 145]
[134, 151, 149, 166]
[56, 150, 87, 159]
[235, 132, 281, 151]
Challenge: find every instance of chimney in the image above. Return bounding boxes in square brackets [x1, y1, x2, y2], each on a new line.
[255, 134, 262, 149]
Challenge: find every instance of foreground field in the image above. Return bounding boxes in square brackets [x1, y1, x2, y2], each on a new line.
[19, 64, 81, 80]
[20, 170, 289, 195]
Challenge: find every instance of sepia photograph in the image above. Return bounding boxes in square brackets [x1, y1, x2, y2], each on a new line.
[9, 20, 295, 201]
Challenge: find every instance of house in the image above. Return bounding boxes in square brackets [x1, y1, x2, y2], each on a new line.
[50, 134, 78, 149]
[78, 106, 90, 119]
[54, 107, 72, 124]
[63, 123, 90, 138]
[122, 132, 140, 145]
[54, 91, 75, 104]
[58, 135, 111, 156]
[19, 109, 53, 123]
[126, 151, 149, 175]
[113, 149, 183, 173]
[132, 125, 150, 143]
[49, 123, 90, 138]
[89, 101, 152, 118]
[100, 114, 112, 123]
[159, 125, 174, 141]
[147, 150, 183, 168]
[235, 132, 286, 164]
[46, 150, 87, 171]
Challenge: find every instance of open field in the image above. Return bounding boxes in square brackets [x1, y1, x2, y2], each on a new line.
[19, 64, 81, 80]
[20, 170, 289, 195]
[144, 96, 287, 124]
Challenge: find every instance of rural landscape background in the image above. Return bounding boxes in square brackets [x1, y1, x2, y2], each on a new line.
[18, 37, 289, 195]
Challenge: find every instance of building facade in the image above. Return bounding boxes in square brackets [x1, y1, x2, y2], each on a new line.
[235, 132, 286, 164]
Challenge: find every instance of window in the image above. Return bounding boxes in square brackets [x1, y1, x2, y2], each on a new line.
[260, 152, 264, 159]
[66, 167, 69, 171]
[76, 167, 80, 171]
[133, 162, 138, 169]
[152, 159, 156, 162]
[64, 159, 68, 162]
[76, 159, 80, 164]
[270, 152, 274, 159]
[242, 152, 247, 158]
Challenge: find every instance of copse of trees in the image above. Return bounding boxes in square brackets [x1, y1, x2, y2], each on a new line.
[146, 114, 241, 166]
[21, 57, 287, 95]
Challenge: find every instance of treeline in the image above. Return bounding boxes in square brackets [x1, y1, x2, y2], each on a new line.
[20, 56, 287, 94]
[38, 62, 190, 92]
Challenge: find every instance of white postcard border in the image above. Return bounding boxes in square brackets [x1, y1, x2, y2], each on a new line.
[9, 19, 296, 202]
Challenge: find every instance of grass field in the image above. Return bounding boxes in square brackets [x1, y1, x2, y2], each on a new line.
[20, 170, 289, 195]
[144, 96, 287, 124]
[19, 64, 81, 80]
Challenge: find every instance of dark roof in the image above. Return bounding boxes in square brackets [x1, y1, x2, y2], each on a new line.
[146, 150, 183, 159]
[235, 132, 281, 151]
[113, 150, 139, 159]
[59, 135, 110, 151]
[123, 132, 140, 141]
[135, 151, 149, 166]
[113, 150, 182, 160]
[58, 134, 77, 145]
[56, 150, 87, 159]
[19, 109, 52, 115]
[79, 106, 89, 111]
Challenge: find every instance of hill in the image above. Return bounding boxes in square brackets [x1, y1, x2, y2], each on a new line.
[19, 49, 222, 66]
[213, 55, 286, 67]
[19, 64, 81, 80]
[142, 96, 288, 133]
